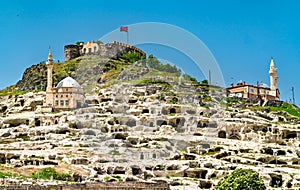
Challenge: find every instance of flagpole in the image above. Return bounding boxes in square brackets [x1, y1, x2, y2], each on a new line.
[127, 29, 129, 44]
[120, 26, 129, 44]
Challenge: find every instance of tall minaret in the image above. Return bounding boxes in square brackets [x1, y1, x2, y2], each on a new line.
[46, 49, 53, 92]
[269, 58, 278, 91]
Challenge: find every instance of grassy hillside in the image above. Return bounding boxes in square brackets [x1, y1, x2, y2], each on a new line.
[1, 53, 193, 96]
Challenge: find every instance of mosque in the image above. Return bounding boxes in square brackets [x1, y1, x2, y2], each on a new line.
[227, 58, 280, 101]
[44, 50, 85, 110]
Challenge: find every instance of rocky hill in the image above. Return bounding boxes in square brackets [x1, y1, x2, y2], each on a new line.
[14, 56, 114, 94]
[0, 54, 300, 189]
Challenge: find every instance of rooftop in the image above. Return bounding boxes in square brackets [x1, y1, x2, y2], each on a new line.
[56, 77, 81, 88]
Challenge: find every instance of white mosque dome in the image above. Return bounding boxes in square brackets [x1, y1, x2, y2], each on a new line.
[56, 77, 81, 88]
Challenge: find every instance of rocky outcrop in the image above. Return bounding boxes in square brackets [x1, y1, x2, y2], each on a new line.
[0, 77, 300, 189]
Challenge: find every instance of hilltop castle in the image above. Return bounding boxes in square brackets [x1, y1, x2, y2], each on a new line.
[64, 41, 146, 61]
[227, 58, 280, 101]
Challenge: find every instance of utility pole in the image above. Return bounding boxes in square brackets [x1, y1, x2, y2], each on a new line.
[291, 87, 295, 105]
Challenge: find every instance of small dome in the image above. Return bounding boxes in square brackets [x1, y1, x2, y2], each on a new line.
[56, 77, 81, 88]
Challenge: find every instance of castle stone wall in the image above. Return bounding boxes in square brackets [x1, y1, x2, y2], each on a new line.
[64, 41, 146, 61]
[64, 44, 82, 61]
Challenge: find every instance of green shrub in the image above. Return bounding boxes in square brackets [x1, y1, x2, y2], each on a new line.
[104, 176, 111, 181]
[147, 54, 181, 74]
[122, 51, 142, 63]
[15, 134, 30, 141]
[32, 167, 72, 181]
[0, 172, 13, 178]
[215, 168, 266, 190]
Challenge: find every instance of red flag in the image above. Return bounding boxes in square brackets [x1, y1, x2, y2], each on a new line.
[120, 26, 128, 32]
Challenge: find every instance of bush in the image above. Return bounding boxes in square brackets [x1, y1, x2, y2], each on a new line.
[215, 168, 266, 190]
[0, 172, 13, 178]
[147, 54, 181, 74]
[182, 73, 197, 82]
[122, 51, 142, 63]
[32, 168, 72, 181]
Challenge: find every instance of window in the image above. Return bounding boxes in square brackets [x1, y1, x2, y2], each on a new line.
[65, 100, 69, 106]
[60, 100, 64, 106]
[66, 95, 68, 98]
[250, 88, 254, 93]
[244, 87, 248, 93]
[55, 95, 58, 98]
[55, 100, 59, 106]
[61, 95, 63, 98]
[153, 153, 156, 159]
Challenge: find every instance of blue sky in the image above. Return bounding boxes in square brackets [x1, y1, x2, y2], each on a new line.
[0, 0, 299, 104]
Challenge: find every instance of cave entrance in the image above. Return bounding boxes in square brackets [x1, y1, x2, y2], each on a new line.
[270, 174, 282, 188]
[169, 108, 176, 114]
[34, 118, 41, 127]
[285, 131, 297, 139]
[218, 131, 226, 138]
[142, 109, 149, 114]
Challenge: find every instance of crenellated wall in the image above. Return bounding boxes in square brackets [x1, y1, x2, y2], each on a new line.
[64, 41, 146, 61]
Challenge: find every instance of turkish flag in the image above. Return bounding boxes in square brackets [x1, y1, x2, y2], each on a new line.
[120, 26, 128, 32]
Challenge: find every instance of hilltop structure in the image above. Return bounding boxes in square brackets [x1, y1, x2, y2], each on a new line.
[227, 58, 280, 101]
[45, 50, 85, 110]
[64, 41, 146, 61]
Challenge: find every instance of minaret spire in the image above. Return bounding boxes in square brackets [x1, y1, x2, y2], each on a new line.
[47, 47, 53, 64]
[269, 57, 279, 99]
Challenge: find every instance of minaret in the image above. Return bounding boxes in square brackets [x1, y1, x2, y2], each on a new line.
[269, 58, 278, 91]
[46, 49, 53, 92]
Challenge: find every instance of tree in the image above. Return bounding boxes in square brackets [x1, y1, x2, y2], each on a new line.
[182, 73, 197, 82]
[201, 79, 208, 84]
[215, 168, 266, 190]
[76, 41, 84, 45]
[95, 40, 103, 44]
[122, 51, 141, 63]
[147, 54, 181, 74]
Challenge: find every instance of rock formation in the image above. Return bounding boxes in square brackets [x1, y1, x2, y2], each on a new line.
[0, 55, 299, 190]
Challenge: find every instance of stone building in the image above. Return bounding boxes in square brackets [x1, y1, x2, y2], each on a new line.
[64, 41, 146, 61]
[81, 41, 99, 54]
[227, 58, 280, 101]
[45, 50, 85, 110]
[64, 44, 83, 61]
